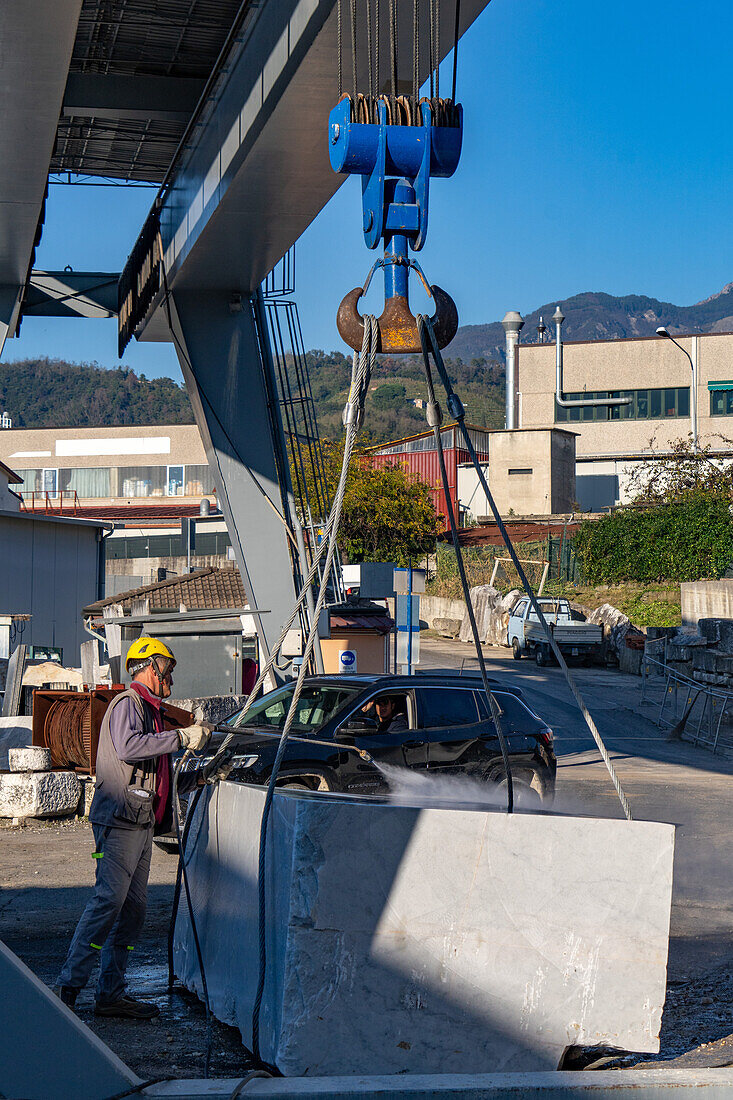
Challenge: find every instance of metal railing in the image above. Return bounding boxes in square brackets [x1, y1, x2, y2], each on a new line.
[20, 490, 80, 513]
[641, 648, 733, 753]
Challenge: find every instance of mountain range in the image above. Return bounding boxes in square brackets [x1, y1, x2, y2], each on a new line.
[445, 281, 733, 363]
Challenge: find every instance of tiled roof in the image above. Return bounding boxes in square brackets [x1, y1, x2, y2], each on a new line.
[85, 566, 247, 615]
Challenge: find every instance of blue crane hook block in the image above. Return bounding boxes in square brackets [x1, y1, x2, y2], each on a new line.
[329, 95, 463, 353]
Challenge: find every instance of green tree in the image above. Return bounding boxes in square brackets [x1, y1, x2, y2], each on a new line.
[294, 439, 440, 564]
[372, 382, 407, 410]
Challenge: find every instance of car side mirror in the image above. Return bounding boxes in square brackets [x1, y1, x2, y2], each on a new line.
[338, 716, 378, 738]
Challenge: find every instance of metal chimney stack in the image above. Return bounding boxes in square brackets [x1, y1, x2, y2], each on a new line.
[501, 311, 524, 429]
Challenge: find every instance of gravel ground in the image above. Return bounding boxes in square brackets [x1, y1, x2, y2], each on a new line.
[0, 818, 254, 1081]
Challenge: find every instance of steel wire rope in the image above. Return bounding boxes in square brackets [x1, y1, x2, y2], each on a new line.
[418, 315, 633, 821]
[160, 279, 365, 1076]
[375, 0, 380, 96]
[350, 0, 358, 99]
[45, 697, 90, 769]
[251, 316, 378, 1062]
[428, 0, 435, 97]
[450, 0, 460, 103]
[434, 0, 440, 99]
[417, 318, 513, 812]
[388, 0, 398, 98]
[412, 0, 419, 106]
[366, 0, 374, 102]
[337, 0, 343, 98]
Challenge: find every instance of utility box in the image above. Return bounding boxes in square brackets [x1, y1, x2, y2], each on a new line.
[320, 605, 394, 674]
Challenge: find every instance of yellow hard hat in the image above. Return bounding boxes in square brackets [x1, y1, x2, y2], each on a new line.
[125, 636, 176, 672]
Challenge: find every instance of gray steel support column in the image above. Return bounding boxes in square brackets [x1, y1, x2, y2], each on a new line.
[168, 289, 298, 660]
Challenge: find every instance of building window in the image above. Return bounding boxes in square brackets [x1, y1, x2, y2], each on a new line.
[709, 388, 733, 416]
[556, 387, 690, 423]
[166, 465, 185, 496]
[508, 468, 533, 475]
[184, 464, 215, 496]
[41, 468, 58, 493]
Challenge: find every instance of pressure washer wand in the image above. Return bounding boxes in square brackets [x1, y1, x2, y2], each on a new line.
[207, 723, 375, 766]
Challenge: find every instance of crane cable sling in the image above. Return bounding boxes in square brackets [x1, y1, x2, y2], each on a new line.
[251, 315, 379, 1061]
[416, 315, 632, 822]
[167, 318, 378, 1073]
[418, 325, 514, 811]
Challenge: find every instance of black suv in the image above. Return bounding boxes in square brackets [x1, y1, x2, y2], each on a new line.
[205, 673, 556, 805]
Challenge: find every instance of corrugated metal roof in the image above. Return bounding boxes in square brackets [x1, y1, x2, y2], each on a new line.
[51, 0, 245, 182]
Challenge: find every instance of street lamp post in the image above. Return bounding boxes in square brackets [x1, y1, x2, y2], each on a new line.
[655, 327, 697, 449]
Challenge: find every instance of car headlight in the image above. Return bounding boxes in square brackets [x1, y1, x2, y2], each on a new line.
[231, 753, 259, 768]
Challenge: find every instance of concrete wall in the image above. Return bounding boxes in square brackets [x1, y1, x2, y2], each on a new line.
[518, 331, 733, 462]
[681, 580, 733, 628]
[420, 595, 467, 628]
[175, 782, 675, 1077]
[0, 511, 103, 661]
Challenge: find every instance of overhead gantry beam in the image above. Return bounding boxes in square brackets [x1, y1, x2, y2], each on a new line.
[0, 0, 82, 356]
[62, 74, 206, 125]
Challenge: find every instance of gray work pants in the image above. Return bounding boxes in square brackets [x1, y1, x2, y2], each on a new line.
[57, 822, 153, 1003]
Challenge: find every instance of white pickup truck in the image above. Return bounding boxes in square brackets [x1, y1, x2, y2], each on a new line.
[507, 597, 602, 666]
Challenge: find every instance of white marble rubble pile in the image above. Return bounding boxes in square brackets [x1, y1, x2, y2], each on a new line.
[175, 782, 675, 1077]
[459, 585, 522, 646]
[0, 742, 80, 820]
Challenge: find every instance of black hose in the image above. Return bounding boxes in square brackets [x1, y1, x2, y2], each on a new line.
[171, 756, 212, 1078]
[167, 783, 205, 990]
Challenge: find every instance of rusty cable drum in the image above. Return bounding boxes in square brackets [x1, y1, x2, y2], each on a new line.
[44, 697, 92, 769]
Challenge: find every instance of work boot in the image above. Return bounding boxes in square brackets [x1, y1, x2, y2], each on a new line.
[94, 995, 160, 1020]
[54, 985, 79, 1008]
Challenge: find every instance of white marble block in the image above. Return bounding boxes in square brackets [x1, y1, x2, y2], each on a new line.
[174, 784, 675, 1077]
[8, 746, 52, 772]
[0, 771, 80, 818]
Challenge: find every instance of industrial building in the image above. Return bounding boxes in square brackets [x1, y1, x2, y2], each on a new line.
[0, 423, 212, 506]
[368, 423, 577, 523]
[0, 460, 106, 661]
[516, 328, 733, 511]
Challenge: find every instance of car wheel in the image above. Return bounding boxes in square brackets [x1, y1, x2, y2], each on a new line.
[498, 778, 542, 811]
[279, 781, 312, 790]
[535, 647, 546, 667]
[512, 638, 522, 660]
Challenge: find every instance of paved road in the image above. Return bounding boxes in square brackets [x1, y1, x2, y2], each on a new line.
[420, 637, 733, 987]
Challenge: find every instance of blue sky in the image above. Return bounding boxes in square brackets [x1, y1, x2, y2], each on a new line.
[6, 0, 733, 379]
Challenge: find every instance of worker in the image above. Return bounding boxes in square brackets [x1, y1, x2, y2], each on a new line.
[55, 637, 218, 1020]
[373, 695, 408, 734]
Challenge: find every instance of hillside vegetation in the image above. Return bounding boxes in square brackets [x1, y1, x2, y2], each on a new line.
[0, 358, 193, 428]
[4, 278, 732, 441]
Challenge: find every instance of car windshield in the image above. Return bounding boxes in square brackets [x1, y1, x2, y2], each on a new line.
[224, 683, 361, 734]
[527, 600, 570, 623]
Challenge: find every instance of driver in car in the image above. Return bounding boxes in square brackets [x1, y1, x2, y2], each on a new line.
[362, 695, 408, 734]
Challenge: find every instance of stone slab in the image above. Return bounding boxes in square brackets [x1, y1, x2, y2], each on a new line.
[0, 937, 139, 1099]
[0, 716, 33, 769]
[174, 784, 675, 1078]
[8, 746, 51, 772]
[145, 1067, 733, 1098]
[0, 770, 80, 818]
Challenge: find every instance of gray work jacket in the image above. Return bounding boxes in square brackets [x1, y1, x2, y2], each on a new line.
[89, 687, 194, 830]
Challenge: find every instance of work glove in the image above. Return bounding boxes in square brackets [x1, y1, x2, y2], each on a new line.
[178, 723, 212, 752]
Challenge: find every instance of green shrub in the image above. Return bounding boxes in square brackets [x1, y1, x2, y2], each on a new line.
[574, 494, 733, 583]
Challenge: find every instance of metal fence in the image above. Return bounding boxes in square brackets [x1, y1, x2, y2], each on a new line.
[640, 646, 733, 754]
